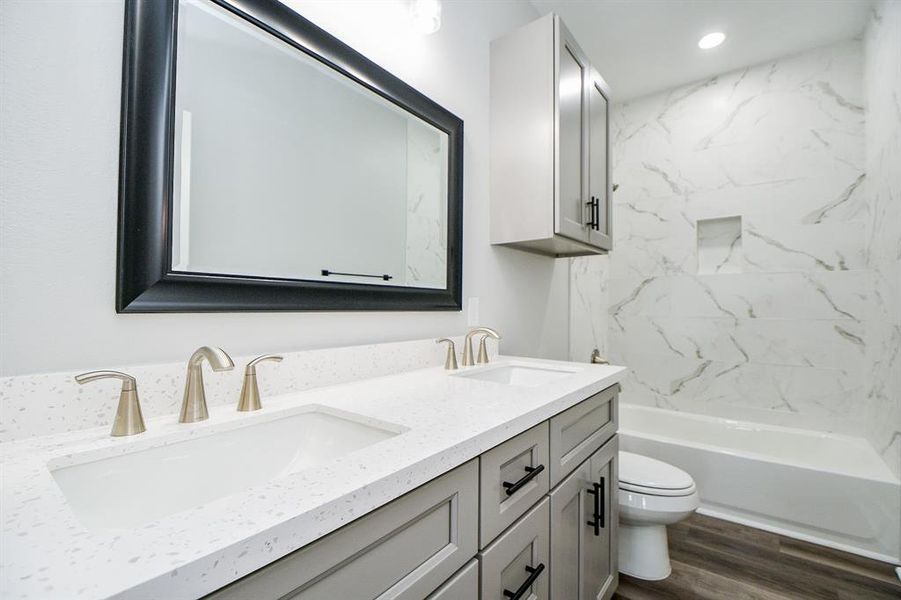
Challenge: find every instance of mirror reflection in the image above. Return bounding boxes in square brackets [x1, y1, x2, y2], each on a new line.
[171, 0, 449, 289]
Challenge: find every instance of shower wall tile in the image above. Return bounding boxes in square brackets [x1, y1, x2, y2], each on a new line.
[569, 255, 610, 363]
[863, 0, 901, 478]
[571, 39, 886, 446]
[742, 219, 867, 273]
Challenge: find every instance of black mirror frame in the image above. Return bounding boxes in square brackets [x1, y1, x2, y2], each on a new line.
[117, 0, 463, 312]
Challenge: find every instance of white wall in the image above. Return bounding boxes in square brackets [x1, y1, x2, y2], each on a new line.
[571, 40, 875, 437]
[0, 0, 572, 377]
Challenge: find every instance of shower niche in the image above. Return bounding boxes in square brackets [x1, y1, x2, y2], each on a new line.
[697, 216, 743, 274]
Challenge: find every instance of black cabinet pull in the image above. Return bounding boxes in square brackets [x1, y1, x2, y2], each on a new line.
[599, 475, 606, 528]
[586, 476, 606, 534]
[503, 563, 545, 599]
[502, 464, 545, 496]
[585, 198, 595, 228]
[593, 196, 601, 231]
[586, 481, 601, 535]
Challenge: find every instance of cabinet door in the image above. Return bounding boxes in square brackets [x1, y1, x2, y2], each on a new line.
[549, 437, 618, 600]
[549, 459, 593, 599]
[207, 460, 479, 600]
[586, 437, 618, 600]
[588, 70, 612, 250]
[554, 17, 590, 243]
[481, 498, 550, 600]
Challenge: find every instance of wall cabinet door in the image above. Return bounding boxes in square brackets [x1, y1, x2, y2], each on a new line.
[549, 437, 618, 600]
[587, 70, 612, 250]
[554, 19, 590, 244]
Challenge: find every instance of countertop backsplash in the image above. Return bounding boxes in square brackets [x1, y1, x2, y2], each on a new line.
[0, 336, 485, 443]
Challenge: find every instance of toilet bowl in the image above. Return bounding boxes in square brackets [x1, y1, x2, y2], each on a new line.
[618, 451, 699, 581]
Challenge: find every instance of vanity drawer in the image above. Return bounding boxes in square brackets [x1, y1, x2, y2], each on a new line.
[479, 422, 550, 547]
[426, 559, 479, 600]
[480, 497, 550, 600]
[549, 384, 619, 487]
[207, 460, 478, 600]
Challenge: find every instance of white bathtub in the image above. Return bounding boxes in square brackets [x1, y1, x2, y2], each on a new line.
[619, 404, 901, 563]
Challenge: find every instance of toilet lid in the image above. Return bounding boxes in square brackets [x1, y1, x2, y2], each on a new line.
[619, 451, 694, 492]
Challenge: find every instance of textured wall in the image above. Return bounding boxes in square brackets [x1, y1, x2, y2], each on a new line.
[572, 40, 877, 437]
[863, 1, 901, 477]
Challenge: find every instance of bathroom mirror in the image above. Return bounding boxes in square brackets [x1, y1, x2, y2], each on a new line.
[117, 0, 463, 312]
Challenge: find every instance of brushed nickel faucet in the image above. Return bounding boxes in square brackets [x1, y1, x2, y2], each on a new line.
[74, 370, 146, 437]
[179, 346, 234, 423]
[436, 338, 459, 370]
[462, 327, 501, 367]
[237, 354, 283, 412]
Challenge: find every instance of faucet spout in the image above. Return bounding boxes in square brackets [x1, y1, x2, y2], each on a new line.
[462, 327, 502, 366]
[180, 346, 234, 423]
[188, 345, 234, 371]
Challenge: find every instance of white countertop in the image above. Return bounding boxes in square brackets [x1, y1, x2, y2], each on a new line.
[1, 356, 625, 600]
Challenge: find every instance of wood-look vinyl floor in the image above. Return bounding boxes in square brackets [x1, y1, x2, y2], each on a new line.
[612, 513, 901, 600]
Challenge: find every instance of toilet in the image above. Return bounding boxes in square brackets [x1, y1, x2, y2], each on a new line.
[618, 451, 700, 580]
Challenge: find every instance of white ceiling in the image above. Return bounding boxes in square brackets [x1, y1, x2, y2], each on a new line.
[529, 0, 875, 102]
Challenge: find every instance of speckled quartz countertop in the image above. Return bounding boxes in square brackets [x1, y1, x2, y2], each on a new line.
[1, 356, 625, 600]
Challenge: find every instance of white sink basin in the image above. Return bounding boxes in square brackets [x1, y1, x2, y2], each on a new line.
[50, 407, 402, 530]
[455, 364, 579, 387]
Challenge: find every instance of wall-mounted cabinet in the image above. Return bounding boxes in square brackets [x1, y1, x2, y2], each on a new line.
[490, 13, 612, 257]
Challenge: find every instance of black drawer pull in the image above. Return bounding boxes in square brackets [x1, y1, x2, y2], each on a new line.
[503, 563, 545, 599]
[502, 464, 545, 496]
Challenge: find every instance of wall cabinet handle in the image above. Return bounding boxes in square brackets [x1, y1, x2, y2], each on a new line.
[502, 464, 545, 496]
[503, 563, 545, 599]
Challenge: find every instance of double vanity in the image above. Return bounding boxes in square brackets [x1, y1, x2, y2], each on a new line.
[1, 351, 625, 599]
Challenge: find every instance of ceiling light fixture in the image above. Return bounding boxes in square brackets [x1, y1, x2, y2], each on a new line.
[410, 0, 442, 35]
[698, 32, 726, 50]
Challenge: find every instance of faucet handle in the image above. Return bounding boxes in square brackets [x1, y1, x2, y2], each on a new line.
[245, 354, 284, 374]
[436, 338, 458, 370]
[477, 334, 492, 364]
[238, 354, 283, 412]
[75, 370, 146, 437]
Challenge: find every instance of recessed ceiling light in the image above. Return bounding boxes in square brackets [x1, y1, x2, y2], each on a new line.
[698, 32, 726, 50]
[410, 0, 442, 35]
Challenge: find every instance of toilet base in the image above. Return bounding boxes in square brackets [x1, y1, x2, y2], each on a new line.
[618, 523, 672, 581]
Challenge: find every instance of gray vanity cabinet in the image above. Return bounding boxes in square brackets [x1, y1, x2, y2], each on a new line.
[208, 384, 621, 600]
[207, 460, 479, 600]
[550, 438, 618, 600]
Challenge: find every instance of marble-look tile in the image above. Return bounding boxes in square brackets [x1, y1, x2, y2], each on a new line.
[743, 218, 867, 273]
[404, 120, 447, 288]
[574, 34, 901, 466]
[569, 255, 609, 362]
[863, 0, 901, 479]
